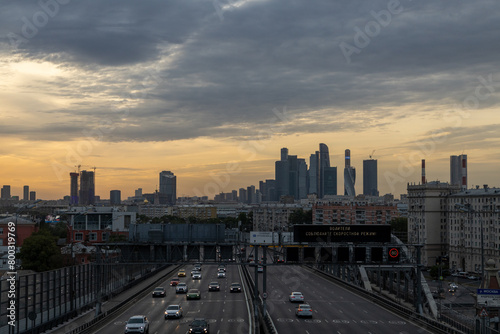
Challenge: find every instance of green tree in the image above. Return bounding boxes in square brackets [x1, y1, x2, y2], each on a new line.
[19, 230, 63, 272]
[390, 217, 408, 243]
[288, 209, 312, 227]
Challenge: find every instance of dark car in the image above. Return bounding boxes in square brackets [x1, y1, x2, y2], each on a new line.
[208, 282, 220, 291]
[186, 289, 201, 300]
[152, 286, 166, 298]
[170, 278, 180, 286]
[189, 318, 209, 334]
[230, 282, 241, 293]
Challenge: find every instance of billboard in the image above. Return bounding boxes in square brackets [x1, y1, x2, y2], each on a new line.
[250, 231, 293, 244]
[293, 224, 391, 243]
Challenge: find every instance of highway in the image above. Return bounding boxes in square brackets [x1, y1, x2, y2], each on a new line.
[257, 264, 434, 334]
[80, 261, 435, 334]
[93, 264, 251, 334]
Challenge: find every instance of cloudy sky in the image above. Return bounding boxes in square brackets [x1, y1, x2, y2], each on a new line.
[1, 0, 499, 200]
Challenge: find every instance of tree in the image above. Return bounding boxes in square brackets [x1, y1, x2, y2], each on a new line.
[390, 217, 408, 243]
[288, 209, 312, 227]
[19, 230, 63, 272]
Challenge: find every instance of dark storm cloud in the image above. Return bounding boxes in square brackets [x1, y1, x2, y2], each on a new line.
[1, 0, 500, 142]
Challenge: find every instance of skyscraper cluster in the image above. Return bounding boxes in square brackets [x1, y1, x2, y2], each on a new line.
[271, 143, 377, 201]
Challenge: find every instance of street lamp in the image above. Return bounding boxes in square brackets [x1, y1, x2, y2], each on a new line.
[455, 203, 485, 288]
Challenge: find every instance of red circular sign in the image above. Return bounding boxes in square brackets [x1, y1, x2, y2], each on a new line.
[389, 248, 399, 258]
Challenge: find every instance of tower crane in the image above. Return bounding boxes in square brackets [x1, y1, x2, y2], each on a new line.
[369, 150, 376, 159]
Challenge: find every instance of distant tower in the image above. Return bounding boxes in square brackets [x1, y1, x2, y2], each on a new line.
[1, 185, 11, 199]
[344, 149, 356, 196]
[110, 190, 121, 205]
[421, 159, 426, 184]
[23, 186, 29, 201]
[29, 191, 36, 201]
[450, 154, 467, 190]
[159, 171, 176, 204]
[319, 143, 331, 198]
[308, 152, 320, 195]
[280, 147, 289, 161]
[79, 170, 95, 205]
[363, 159, 378, 196]
[135, 188, 143, 197]
[70, 172, 79, 205]
[323, 167, 337, 196]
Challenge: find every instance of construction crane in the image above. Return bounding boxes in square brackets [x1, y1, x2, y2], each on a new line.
[369, 150, 376, 159]
[74, 165, 97, 173]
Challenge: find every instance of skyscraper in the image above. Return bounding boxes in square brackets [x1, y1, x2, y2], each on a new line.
[323, 167, 337, 196]
[308, 152, 320, 195]
[363, 159, 379, 196]
[319, 143, 330, 198]
[79, 170, 95, 205]
[344, 149, 356, 196]
[450, 154, 467, 190]
[23, 185, 29, 201]
[1, 185, 11, 199]
[70, 172, 79, 205]
[159, 171, 176, 204]
[29, 191, 36, 201]
[110, 190, 121, 205]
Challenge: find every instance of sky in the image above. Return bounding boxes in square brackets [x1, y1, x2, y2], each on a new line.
[1, 0, 500, 200]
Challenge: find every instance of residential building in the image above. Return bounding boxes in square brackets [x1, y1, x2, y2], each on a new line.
[110, 190, 121, 205]
[407, 181, 460, 267]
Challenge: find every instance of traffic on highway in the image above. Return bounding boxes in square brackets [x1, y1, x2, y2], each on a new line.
[87, 251, 435, 334]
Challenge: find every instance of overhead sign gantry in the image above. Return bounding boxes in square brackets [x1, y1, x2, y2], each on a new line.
[293, 224, 391, 243]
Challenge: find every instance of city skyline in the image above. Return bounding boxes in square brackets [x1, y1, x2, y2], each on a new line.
[1, 1, 500, 200]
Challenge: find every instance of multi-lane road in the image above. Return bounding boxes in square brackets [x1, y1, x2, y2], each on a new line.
[93, 264, 251, 334]
[90, 261, 433, 334]
[258, 264, 433, 334]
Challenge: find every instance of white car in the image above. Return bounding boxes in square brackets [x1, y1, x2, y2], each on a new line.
[295, 304, 313, 318]
[289, 292, 304, 302]
[192, 271, 202, 279]
[449, 283, 459, 289]
[218, 270, 226, 278]
[164, 305, 183, 319]
[176, 282, 188, 293]
[124, 315, 149, 333]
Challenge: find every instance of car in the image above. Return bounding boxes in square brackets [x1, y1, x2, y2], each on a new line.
[187, 289, 201, 300]
[124, 315, 149, 334]
[188, 318, 210, 334]
[449, 283, 459, 289]
[170, 278, 180, 286]
[152, 286, 166, 298]
[164, 304, 183, 319]
[449, 287, 457, 293]
[192, 271, 202, 279]
[217, 270, 226, 278]
[468, 275, 480, 280]
[218, 264, 226, 272]
[432, 290, 445, 299]
[295, 304, 313, 318]
[289, 292, 304, 302]
[230, 282, 241, 293]
[176, 282, 188, 293]
[194, 263, 202, 271]
[257, 265, 263, 273]
[178, 269, 186, 277]
[208, 282, 220, 291]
